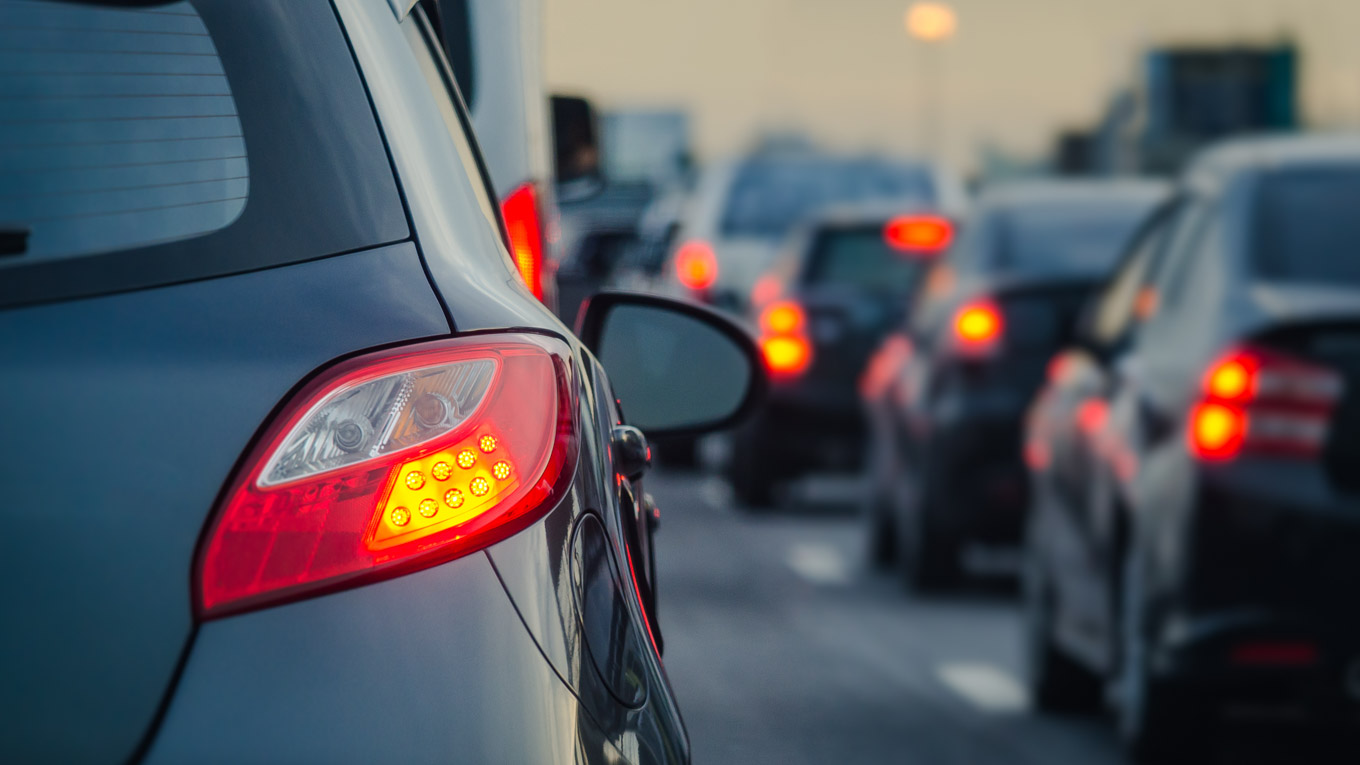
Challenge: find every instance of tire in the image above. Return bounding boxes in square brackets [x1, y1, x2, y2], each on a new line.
[1023, 555, 1101, 713]
[865, 492, 896, 569]
[899, 466, 959, 591]
[1115, 553, 1207, 764]
[727, 425, 777, 509]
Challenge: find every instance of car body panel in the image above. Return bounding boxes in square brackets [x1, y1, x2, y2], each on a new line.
[144, 552, 621, 765]
[0, 243, 448, 763]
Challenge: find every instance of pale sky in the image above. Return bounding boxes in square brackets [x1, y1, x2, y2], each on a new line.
[543, 0, 1360, 173]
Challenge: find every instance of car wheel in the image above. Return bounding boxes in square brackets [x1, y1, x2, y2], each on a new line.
[899, 467, 959, 591]
[1115, 553, 1205, 763]
[728, 427, 777, 509]
[1023, 554, 1101, 713]
[865, 490, 896, 569]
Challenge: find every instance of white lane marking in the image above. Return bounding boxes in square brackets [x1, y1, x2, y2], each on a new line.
[786, 543, 852, 586]
[935, 662, 1029, 713]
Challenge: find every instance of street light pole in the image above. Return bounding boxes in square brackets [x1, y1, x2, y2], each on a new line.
[904, 2, 957, 161]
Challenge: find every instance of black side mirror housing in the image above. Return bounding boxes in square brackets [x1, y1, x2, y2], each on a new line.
[576, 291, 767, 438]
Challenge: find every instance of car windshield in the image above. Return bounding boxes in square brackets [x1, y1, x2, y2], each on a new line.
[720, 160, 934, 239]
[1253, 168, 1360, 286]
[802, 226, 930, 294]
[993, 203, 1154, 276]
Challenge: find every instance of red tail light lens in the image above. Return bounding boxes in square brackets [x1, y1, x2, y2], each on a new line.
[757, 299, 813, 377]
[502, 183, 545, 300]
[750, 274, 783, 307]
[1188, 346, 1343, 461]
[761, 335, 813, 376]
[198, 334, 577, 618]
[1189, 402, 1247, 460]
[952, 300, 1004, 355]
[884, 214, 954, 255]
[675, 240, 718, 290]
[759, 300, 806, 335]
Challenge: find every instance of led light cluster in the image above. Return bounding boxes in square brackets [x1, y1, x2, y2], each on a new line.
[369, 429, 515, 550]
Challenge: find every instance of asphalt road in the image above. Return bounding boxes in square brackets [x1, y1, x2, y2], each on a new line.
[648, 467, 1359, 765]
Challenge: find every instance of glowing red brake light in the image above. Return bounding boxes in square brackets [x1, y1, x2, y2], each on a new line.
[198, 334, 577, 618]
[761, 335, 813, 376]
[675, 240, 718, 290]
[1188, 345, 1343, 461]
[759, 300, 806, 335]
[502, 183, 545, 300]
[884, 214, 953, 255]
[952, 300, 1003, 355]
[757, 299, 812, 377]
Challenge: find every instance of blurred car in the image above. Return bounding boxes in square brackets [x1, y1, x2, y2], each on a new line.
[1022, 136, 1360, 761]
[0, 1, 766, 762]
[726, 205, 955, 506]
[866, 180, 1169, 587]
[432, 0, 562, 308]
[662, 154, 962, 313]
[554, 184, 650, 323]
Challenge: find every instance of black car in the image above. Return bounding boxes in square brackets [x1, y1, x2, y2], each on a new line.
[865, 180, 1168, 586]
[1022, 136, 1360, 761]
[0, 2, 763, 762]
[726, 204, 953, 506]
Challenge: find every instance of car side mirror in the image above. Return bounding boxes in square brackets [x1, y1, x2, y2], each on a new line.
[551, 94, 604, 200]
[576, 292, 767, 438]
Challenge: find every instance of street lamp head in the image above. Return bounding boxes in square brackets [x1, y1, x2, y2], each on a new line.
[905, 2, 957, 42]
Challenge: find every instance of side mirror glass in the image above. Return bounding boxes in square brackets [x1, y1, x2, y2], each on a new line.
[577, 292, 766, 437]
[551, 94, 604, 199]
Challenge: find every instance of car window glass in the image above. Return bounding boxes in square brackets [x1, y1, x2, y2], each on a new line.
[802, 225, 930, 294]
[1142, 197, 1211, 317]
[1252, 167, 1360, 286]
[0, 0, 406, 306]
[400, 9, 500, 235]
[1089, 208, 1176, 345]
[995, 201, 1160, 277]
[0, 1, 246, 263]
[719, 159, 935, 240]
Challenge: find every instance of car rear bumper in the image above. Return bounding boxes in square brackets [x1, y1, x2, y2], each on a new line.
[142, 552, 620, 765]
[1152, 466, 1360, 713]
[921, 396, 1029, 544]
[742, 392, 864, 473]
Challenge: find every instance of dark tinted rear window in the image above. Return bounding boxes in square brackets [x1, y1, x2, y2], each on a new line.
[993, 203, 1153, 276]
[803, 226, 930, 294]
[1253, 168, 1360, 286]
[0, 0, 407, 307]
[720, 159, 934, 239]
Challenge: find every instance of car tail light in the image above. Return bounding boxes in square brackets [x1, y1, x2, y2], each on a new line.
[1231, 641, 1319, 666]
[758, 300, 813, 377]
[197, 334, 578, 618]
[675, 240, 718, 291]
[951, 300, 1003, 356]
[759, 300, 806, 335]
[751, 274, 783, 307]
[884, 214, 953, 255]
[502, 183, 545, 300]
[1188, 346, 1343, 461]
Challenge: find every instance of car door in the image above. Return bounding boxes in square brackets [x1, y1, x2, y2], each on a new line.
[1046, 204, 1180, 664]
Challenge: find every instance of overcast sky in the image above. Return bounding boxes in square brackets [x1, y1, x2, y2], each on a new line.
[543, 0, 1360, 172]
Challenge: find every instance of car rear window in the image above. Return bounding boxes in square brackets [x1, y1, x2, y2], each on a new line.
[802, 225, 930, 294]
[0, 0, 408, 307]
[1253, 168, 1360, 286]
[720, 159, 934, 239]
[993, 203, 1154, 276]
